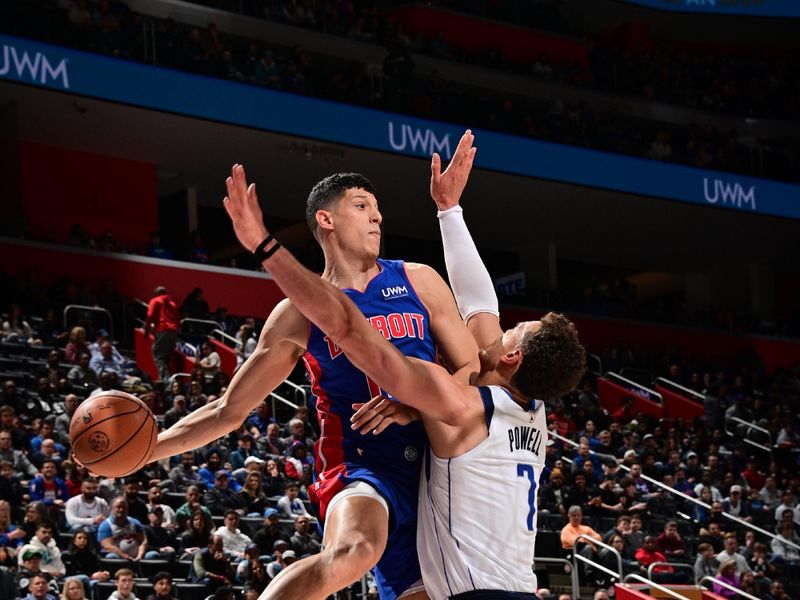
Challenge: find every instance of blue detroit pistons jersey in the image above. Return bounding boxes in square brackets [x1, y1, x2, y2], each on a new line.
[303, 258, 436, 514]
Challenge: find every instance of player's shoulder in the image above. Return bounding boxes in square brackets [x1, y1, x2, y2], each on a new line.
[402, 262, 447, 289]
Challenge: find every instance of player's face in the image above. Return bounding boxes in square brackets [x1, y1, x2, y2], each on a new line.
[327, 189, 382, 258]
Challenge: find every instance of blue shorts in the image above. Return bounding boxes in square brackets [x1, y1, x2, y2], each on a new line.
[310, 462, 421, 600]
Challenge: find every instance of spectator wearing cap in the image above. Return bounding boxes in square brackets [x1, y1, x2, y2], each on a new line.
[712, 559, 740, 599]
[538, 468, 567, 515]
[230, 436, 258, 471]
[146, 571, 177, 600]
[683, 451, 702, 482]
[234, 544, 261, 582]
[251, 509, 290, 555]
[215, 510, 251, 561]
[16, 549, 58, 598]
[162, 396, 188, 431]
[204, 471, 244, 516]
[723, 485, 752, 522]
[265, 548, 297, 580]
[238, 469, 269, 517]
[289, 514, 321, 557]
[276, 482, 312, 520]
[143, 506, 177, 559]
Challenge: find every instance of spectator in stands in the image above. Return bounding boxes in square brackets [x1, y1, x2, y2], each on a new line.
[257, 424, 284, 459]
[147, 571, 177, 600]
[765, 579, 791, 600]
[120, 479, 147, 524]
[181, 287, 209, 318]
[54, 395, 78, 447]
[144, 287, 180, 382]
[560, 505, 601, 551]
[634, 535, 676, 582]
[61, 577, 90, 600]
[289, 514, 321, 557]
[186, 380, 208, 412]
[265, 547, 297, 580]
[0, 499, 25, 550]
[109, 568, 138, 600]
[655, 520, 686, 561]
[276, 482, 311, 519]
[175, 486, 211, 530]
[21, 502, 51, 541]
[230, 435, 258, 471]
[65, 477, 108, 533]
[0, 429, 37, 479]
[2, 304, 37, 344]
[694, 542, 718, 581]
[198, 341, 221, 384]
[263, 458, 288, 497]
[24, 379, 58, 425]
[180, 510, 213, 557]
[16, 549, 58, 598]
[29, 460, 68, 507]
[0, 380, 22, 416]
[145, 232, 173, 260]
[539, 468, 567, 515]
[242, 556, 270, 593]
[191, 535, 234, 589]
[67, 352, 99, 389]
[236, 323, 257, 368]
[251, 508, 290, 556]
[245, 401, 273, 440]
[197, 450, 224, 488]
[204, 470, 244, 516]
[712, 559, 740, 599]
[89, 342, 125, 380]
[145, 486, 176, 528]
[64, 327, 89, 364]
[771, 521, 800, 564]
[30, 419, 64, 455]
[600, 533, 637, 575]
[143, 506, 177, 559]
[773, 491, 799, 525]
[97, 497, 151, 560]
[759, 476, 783, 511]
[62, 528, 109, 585]
[238, 471, 269, 517]
[18, 522, 65, 577]
[162, 395, 188, 430]
[169, 452, 202, 491]
[716, 533, 750, 576]
[0, 459, 23, 504]
[723, 484, 752, 522]
[23, 572, 57, 600]
[215, 510, 251, 561]
[284, 442, 312, 487]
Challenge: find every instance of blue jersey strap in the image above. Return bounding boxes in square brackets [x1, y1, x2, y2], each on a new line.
[477, 386, 495, 429]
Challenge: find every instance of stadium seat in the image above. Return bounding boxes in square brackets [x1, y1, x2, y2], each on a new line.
[93, 581, 118, 600]
[137, 558, 172, 577]
[99, 557, 134, 574]
[176, 582, 209, 600]
[534, 530, 564, 559]
[173, 560, 192, 579]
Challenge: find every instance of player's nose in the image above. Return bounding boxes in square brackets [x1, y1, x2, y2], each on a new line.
[371, 208, 382, 226]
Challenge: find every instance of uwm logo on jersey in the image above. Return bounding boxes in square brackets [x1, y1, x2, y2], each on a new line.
[381, 285, 409, 299]
[324, 312, 426, 358]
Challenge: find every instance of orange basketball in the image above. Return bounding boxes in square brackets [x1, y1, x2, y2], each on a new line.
[70, 390, 158, 478]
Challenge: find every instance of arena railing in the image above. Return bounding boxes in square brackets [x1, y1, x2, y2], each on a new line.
[280, 378, 308, 408]
[180, 318, 224, 336]
[548, 430, 800, 552]
[532, 556, 578, 600]
[654, 377, 706, 406]
[211, 328, 242, 349]
[571, 534, 623, 586]
[724, 415, 773, 454]
[603, 372, 663, 404]
[622, 573, 692, 600]
[699, 575, 760, 600]
[646, 562, 693, 583]
[63, 304, 114, 339]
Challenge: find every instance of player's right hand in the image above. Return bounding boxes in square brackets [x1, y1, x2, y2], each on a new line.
[224, 164, 270, 253]
[430, 129, 476, 211]
[351, 396, 421, 435]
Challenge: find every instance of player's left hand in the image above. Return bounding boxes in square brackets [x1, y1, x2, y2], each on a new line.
[223, 163, 270, 253]
[351, 396, 421, 435]
[430, 129, 476, 212]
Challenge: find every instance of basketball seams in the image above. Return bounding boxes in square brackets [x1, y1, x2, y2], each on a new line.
[79, 406, 151, 467]
[119, 418, 157, 477]
[70, 405, 142, 447]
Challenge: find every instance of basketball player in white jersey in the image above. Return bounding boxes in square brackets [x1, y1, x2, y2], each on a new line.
[223, 131, 585, 600]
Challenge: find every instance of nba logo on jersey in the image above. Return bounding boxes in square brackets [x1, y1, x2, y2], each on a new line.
[381, 285, 409, 299]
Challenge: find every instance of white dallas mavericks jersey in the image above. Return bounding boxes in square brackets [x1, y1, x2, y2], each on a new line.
[418, 385, 546, 599]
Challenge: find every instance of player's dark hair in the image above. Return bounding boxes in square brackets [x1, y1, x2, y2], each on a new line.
[512, 312, 585, 401]
[306, 173, 376, 242]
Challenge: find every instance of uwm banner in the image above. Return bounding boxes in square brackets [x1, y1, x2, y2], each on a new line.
[2, 34, 800, 219]
[618, 0, 800, 17]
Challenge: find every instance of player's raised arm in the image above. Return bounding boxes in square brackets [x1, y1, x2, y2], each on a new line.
[431, 130, 502, 349]
[224, 164, 473, 426]
[151, 300, 307, 461]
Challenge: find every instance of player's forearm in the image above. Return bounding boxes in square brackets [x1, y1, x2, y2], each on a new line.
[152, 397, 235, 461]
[438, 206, 498, 320]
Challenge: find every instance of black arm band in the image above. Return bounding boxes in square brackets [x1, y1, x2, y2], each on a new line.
[253, 235, 282, 262]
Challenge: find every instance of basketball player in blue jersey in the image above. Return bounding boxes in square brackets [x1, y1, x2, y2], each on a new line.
[222, 131, 586, 600]
[152, 159, 480, 598]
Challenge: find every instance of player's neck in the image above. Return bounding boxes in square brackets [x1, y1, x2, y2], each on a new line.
[473, 370, 529, 408]
[321, 248, 381, 290]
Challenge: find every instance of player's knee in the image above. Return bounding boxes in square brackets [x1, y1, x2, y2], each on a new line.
[326, 534, 382, 574]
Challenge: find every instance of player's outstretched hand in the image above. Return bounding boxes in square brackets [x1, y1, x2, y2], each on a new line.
[351, 396, 421, 435]
[223, 163, 269, 253]
[430, 129, 476, 212]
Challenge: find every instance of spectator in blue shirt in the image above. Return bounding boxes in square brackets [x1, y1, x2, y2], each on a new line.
[28, 461, 68, 508]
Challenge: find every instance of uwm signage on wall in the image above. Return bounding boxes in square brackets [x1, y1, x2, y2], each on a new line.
[3, 33, 800, 220]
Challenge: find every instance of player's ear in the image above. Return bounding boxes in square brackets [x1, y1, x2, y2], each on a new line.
[500, 348, 523, 370]
[316, 209, 334, 233]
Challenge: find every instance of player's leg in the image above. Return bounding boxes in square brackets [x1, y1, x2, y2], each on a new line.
[260, 494, 388, 600]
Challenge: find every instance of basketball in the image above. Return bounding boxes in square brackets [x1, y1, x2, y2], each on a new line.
[69, 390, 158, 478]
